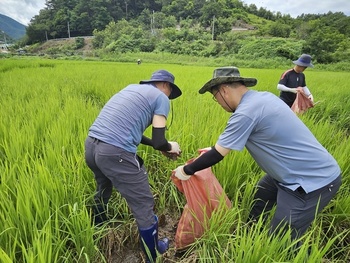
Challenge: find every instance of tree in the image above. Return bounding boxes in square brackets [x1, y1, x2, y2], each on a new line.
[303, 28, 345, 63]
[162, 0, 197, 20]
[26, 8, 55, 43]
[199, 1, 224, 28]
[269, 22, 291, 38]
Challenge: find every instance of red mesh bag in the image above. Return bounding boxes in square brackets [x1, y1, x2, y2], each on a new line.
[291, 91, 314, 114]
[171, 148, 232, 250]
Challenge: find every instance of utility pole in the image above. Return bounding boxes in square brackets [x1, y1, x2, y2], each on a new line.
[125, 0, 128, 20]
[1, 31, 7, 50]
[67, 21, 71, 38]
[3, 33, 7, 46]
[151, 10, 155, 35]
[67, 10, 71, 38]
[212, 15, 215, 41]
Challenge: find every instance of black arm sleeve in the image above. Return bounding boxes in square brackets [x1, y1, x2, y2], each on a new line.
[140, 135, 153, 146]
[151, 127, 171, 151]
[183, 146, 224, 175]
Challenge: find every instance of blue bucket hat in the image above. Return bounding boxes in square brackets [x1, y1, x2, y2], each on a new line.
[293, 54, 314, 68]
[140, 70, 182, 100]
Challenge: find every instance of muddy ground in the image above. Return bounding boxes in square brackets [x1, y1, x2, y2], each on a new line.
[97, 212, 197, 263]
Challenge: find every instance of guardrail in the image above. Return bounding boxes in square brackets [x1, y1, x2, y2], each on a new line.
[50, 36, 94, 41]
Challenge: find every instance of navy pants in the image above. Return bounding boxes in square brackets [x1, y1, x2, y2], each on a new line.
[84, 136, 155, 228]
[249, 174, 341, 239]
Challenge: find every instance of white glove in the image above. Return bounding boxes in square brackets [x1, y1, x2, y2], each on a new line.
[173, 165, 191, 181]
[168, 141, 181, 155]
[293, 87, 303, 94]
[308, 94, 314, 102]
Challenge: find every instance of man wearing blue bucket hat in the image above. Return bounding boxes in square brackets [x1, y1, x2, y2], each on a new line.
[277, 54, 314, 107]
[85, 69, 182, 262]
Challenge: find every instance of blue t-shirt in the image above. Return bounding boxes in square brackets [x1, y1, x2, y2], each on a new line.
[88, 84, 170, 153]
[217, 90, 340, 193]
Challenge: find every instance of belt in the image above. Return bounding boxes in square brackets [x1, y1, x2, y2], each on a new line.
[90, 136, 104, 144]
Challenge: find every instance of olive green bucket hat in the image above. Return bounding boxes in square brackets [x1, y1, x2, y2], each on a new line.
[199, 66, 257, 94]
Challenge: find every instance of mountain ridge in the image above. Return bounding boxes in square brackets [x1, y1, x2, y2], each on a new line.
[0, 14, 26, 41]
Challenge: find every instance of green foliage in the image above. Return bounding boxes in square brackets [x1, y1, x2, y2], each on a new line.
[21, 0, 350, 65]
[268, 22, 292, 38]
[303, 27, 346, 63]
[74, 37, 84, 49]
[237, 37, 304, 60]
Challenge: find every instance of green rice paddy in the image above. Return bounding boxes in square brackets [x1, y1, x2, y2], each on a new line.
[1, 58, 349, 262]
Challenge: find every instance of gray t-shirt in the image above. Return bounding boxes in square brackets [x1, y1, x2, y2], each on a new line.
[217, 90, 340, 193]
[89, 84, 170, 153]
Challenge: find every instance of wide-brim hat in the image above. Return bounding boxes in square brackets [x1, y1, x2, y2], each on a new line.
[140, 70, 182, 99]
[293, 54, 314, 68]
[199, 66, 257, 94]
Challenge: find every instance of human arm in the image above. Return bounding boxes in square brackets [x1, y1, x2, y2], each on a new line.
[277, 84, 301, 94]
[139, 115, 167, 147]
[302, 86, 314, 102]
[147, 114, 181, 154]
[174, 144, 230, 180]
[140, 135, 153, 146]
[140, 129, 170, 150]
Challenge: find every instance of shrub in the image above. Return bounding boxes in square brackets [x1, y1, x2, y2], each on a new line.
[75, 37, 85, 49]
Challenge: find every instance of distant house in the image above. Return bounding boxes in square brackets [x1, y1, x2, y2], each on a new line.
[17, 48, 26, 54]
[232, 20, 256, 31]
[0, 43, 11, 53]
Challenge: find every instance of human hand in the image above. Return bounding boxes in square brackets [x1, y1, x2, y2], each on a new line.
[168, 141, 181, 155]
[308, 94, 314, 102]
[294, 87, 303, 93]
[173, 165, 191, 181]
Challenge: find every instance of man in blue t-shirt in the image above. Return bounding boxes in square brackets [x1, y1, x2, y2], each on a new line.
[85, 69, 182, 262]
[174, 66, 341, 242]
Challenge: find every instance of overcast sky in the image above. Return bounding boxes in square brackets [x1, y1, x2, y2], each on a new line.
[243, 0, 350, 18]
[0, 0, 46, 25]
[0, 0, 349, 26]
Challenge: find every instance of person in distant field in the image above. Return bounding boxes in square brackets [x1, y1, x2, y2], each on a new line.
[278, 54, 314, 107]
[137, 58, 141, 65]
[174, 66, 341, 243]
[85, 69, 182, 263]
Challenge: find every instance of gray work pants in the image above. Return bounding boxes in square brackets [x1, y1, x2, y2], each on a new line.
[249, 174, 341, 239]
[84, 136, 155, 228]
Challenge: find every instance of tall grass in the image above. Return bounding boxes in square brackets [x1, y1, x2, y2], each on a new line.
[0, 58, 349, 262]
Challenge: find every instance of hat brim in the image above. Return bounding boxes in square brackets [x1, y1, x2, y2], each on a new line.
[199, 76, 257, 94]
[140, 80, 182, 100]
[169, 83, 182, 99]
[293, 60, 314, 68]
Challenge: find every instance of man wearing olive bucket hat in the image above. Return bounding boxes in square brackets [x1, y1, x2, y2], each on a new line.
[174, 66, 341, 245]
[85, 69, 182, 263]
[278, 54, 314, 107]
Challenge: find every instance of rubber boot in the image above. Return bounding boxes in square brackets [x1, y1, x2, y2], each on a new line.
[139, 215, 169, 263]
[92, 203, 108, 226]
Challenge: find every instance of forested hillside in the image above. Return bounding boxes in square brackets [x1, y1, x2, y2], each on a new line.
[0, 14, 26, 40]
[25, 0, 350, 64]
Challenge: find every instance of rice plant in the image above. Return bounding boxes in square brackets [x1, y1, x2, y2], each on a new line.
[0, 58, 349, 262]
